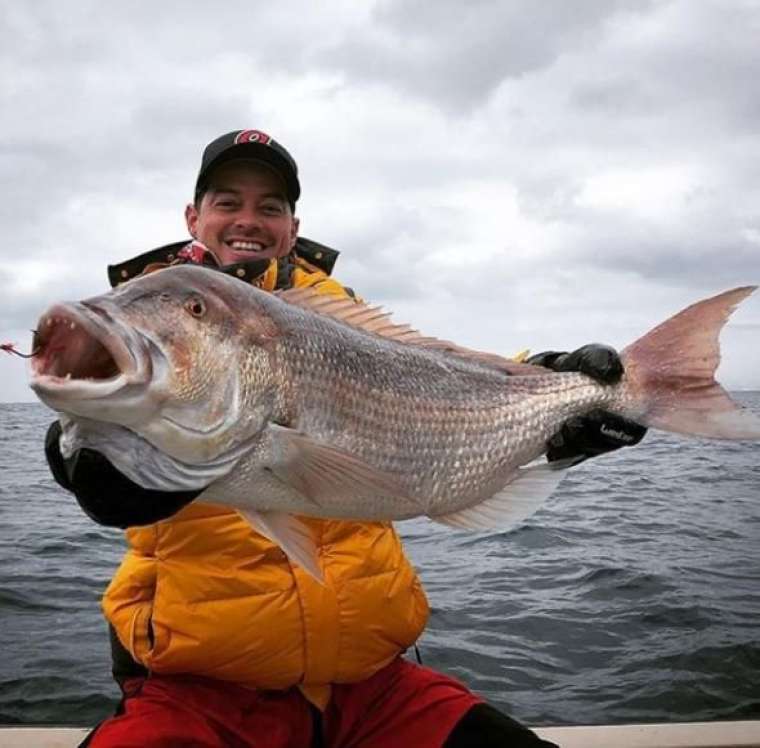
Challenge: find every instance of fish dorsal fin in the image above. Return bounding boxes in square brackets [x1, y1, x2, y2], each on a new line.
[277, 288, 423, 342]
[277, 287, 542, 377]
[430, 460, 573, 531]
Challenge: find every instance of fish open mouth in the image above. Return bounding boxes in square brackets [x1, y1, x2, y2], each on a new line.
[30, 301, 150, 400]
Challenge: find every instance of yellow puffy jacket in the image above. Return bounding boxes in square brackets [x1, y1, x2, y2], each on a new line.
[102, 256, 430, 708]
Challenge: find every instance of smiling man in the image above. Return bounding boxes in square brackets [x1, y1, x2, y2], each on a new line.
[46, 128, 644, 747]
[186, 132, 300, 265]
[186, 160, 298, 263]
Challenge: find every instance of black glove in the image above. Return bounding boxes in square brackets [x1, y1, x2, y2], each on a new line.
[45, 421, 202, 528]
[527, 344, 647, 463]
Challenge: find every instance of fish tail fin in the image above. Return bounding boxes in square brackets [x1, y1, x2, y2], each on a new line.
[621, 286, 760, 440]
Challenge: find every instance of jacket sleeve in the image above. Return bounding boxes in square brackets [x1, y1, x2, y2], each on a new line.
[45, 420, 202, 528]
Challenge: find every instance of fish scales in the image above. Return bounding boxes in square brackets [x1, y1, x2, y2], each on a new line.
[215, 296, 621, 518]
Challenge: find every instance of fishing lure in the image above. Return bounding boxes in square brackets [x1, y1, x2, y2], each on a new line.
[1, 334, 39, 358]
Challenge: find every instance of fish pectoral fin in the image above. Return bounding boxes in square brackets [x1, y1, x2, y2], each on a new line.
[430, 460, 571, 531]
[236, 508, 324, 584]
[266, 423, 410, 507]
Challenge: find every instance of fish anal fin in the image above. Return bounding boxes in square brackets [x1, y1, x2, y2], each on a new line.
[431, 461, 571, 531]
[237, 508, 324, 583]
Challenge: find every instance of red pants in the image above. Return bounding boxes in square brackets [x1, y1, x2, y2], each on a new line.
[85, 657, 482, 748]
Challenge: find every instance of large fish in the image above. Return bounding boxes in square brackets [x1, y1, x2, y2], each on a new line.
[30, 266, 760, 579]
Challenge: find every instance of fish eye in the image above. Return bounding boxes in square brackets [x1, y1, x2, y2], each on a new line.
[185, 297, 206, 318]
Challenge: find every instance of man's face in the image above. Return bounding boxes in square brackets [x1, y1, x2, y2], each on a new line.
[185, 160, 299, 266]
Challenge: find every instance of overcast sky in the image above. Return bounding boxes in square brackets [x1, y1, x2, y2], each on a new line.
[2, 0, 759, 403]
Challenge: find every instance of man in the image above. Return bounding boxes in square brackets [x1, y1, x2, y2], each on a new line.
[47, 129, 645, 747]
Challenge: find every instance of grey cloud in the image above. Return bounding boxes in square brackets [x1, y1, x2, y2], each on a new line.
[566, 2, 760, 133]
[0, 268, 103, 332]
[3, 0, 760, 400]
[553, 209, 760, 291]
[570, 77, 659, 115]
[317, 0, 656, 110]
[325, 204, 435, 302]
[1, 0, 336, 87]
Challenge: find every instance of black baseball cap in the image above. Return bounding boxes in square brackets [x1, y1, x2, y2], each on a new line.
[194, 129, 301, 209]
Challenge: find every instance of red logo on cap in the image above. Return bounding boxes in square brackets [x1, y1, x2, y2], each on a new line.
[234, 130, 272, 145]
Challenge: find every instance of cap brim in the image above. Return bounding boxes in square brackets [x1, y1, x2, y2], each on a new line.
[195, 142, 300, 204]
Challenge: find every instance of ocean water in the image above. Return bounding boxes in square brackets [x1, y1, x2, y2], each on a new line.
[0, 399, 758, 728]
